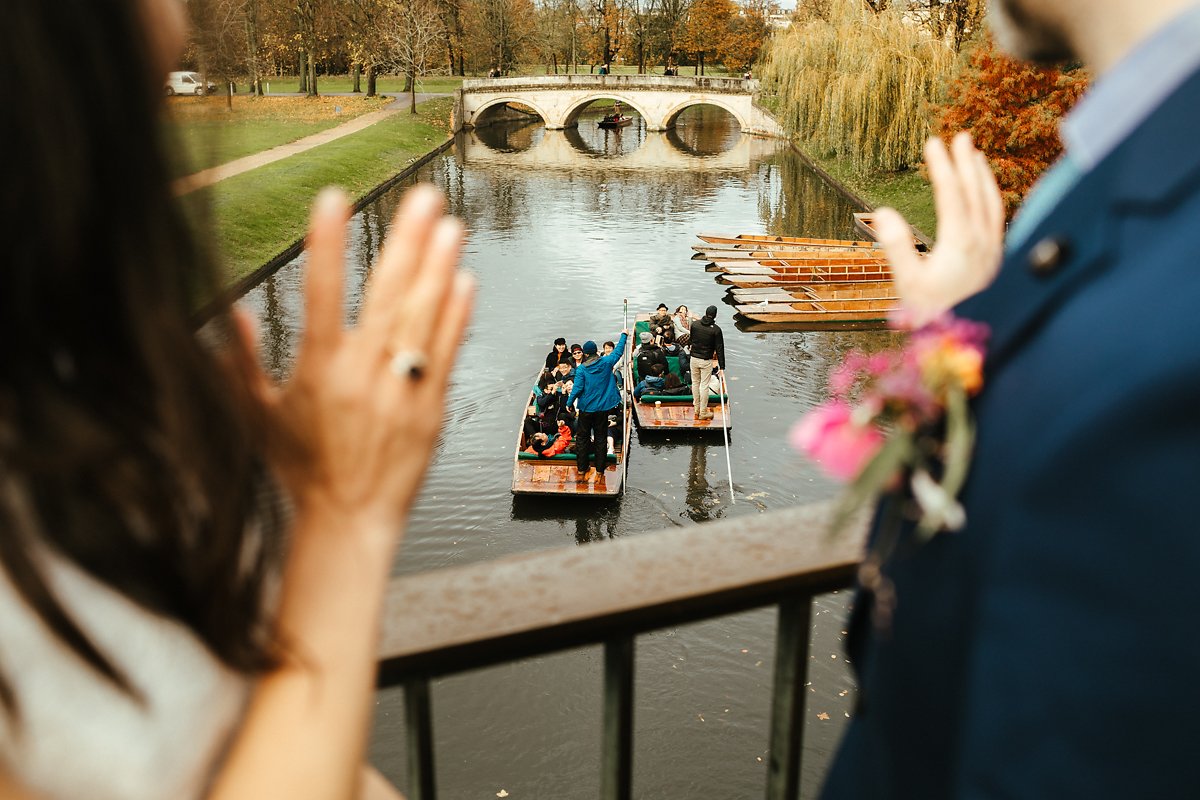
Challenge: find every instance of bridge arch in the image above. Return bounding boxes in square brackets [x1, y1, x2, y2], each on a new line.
[561, 93, 652, 129]
[472, 96, 552, 127]
[661, 98, 747, 132]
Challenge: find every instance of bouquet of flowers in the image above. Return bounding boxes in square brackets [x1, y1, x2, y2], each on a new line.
[792, 314, 990, 540]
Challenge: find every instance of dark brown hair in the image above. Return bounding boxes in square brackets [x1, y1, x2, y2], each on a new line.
[0, 1, 282, 715]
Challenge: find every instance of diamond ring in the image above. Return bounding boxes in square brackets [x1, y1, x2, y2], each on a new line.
[388, 349, 428, 380]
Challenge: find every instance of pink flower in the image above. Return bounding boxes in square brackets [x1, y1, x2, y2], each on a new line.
[791, 402, 885, 482]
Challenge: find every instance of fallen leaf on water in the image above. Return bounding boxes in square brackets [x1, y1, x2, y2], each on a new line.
[740, 649, 749, 654]
[817, 712, 830, 721]
[497, 791, 509, 798]
[838, 690, 848, 697]
[756, 757, 763, 763]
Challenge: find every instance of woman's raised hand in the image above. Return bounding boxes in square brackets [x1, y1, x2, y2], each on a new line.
[874, 132, 1005, 327]
[243, 185, 474, 541]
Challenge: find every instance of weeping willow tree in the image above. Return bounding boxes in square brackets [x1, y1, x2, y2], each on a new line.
[760, 0, 957, 172]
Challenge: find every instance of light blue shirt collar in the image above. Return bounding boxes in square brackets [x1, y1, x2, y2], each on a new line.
[1061, 3, 1200, 171]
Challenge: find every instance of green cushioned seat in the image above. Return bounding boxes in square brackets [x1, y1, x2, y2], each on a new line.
[518, 451, 618, 462]
[640, 393, 726, 403]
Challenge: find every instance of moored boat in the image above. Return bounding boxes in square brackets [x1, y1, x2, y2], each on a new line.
[733, 282, 898, 327]
[698, 233, 879, 248]
[853, 212, 930, 251]
[719, 268, 891, 288]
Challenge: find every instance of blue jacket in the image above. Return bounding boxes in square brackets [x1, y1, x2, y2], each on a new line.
[567, 333, 627, 413]
[823, 66, 1200, 799]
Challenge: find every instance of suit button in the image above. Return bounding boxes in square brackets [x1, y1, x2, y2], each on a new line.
[1028, 236, 1070, 276]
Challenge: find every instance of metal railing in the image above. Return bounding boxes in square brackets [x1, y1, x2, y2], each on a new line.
[377, 501, 867, 799]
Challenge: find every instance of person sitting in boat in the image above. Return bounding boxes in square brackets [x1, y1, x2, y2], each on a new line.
[566, 332, 629, 481]
[634, 331, 669, 383]
[662, 371, 691, 393]
[602, 340, 624, 388]
[633, 362, 667, 401]
[545, 337, 572, 371]
[570, 343, 585, 370]
[672, 305, 693, 347]
[525, 431, 552, 455]
[539, 420, 574, 457]
[649, 303, 673, 345]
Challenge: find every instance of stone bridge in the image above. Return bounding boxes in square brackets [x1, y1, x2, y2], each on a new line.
[457, 127, 783, 172]
[458, 75, 785, 137]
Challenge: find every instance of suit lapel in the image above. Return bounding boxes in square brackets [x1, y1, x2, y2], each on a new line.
[957, 65, 1200, 373]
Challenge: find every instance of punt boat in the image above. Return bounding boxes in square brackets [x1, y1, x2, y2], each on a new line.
[852, 212, 930, 251]
[630, 314, 730, 433]
[511, 349, 633, 497]
[697, 233, 879, 248]
[598, 114, 633, 129]
[734, 282, 899, 327]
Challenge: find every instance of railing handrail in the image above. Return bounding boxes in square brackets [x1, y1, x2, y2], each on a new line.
[461, 74, 758, 94]
[378, 501, 866, 685]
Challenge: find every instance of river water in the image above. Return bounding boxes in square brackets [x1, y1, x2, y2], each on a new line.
[241, 106, 898, 799]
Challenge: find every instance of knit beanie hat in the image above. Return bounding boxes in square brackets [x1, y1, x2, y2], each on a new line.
[582, 340, 598, 356]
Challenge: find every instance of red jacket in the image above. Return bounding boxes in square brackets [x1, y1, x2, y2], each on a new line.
[540, 422, 573, 457]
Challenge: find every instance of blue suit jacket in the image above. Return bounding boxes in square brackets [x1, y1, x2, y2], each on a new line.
[822, 65, 1200, 799]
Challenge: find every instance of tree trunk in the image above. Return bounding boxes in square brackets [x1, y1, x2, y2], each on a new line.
[458, 53, 465, 76]
[553, 52, 558, 74]
[409, 70, 418, 114]
[298, 50, 307, 93]
[366, 63, 378, 97]
[307, 50, 318, 96]
[244, 0, 261, 96]
[351, 63, 361, 93]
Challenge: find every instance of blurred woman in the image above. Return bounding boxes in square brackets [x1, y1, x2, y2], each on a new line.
[0, 2, 473, 798]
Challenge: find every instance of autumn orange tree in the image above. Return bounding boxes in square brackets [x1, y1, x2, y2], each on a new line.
[937, 38, 1088, 217]
[680, 0, 735, 75]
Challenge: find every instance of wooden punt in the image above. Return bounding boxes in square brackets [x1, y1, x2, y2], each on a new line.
[708, 254, 889, 272]
[710, 260, 890, 280]
[853, 212, 930, 251]
[598, 114, 633, 129]
[630, 314, 730, 433]
[720, 269, 891, 288]
[691, 243, 882, 257]
[698, 233, 880, 248]
[730, 280, 895, 304]
[734, 283, 899, 326]
[511, 359, 633, 498]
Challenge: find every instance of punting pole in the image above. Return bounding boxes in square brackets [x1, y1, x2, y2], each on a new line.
[718, 370, 734, 504]
[622, 298, 630, 494]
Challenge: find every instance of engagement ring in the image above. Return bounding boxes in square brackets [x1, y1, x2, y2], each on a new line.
[388, 349, 427, 380]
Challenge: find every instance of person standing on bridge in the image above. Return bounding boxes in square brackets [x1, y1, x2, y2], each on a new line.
[819, 0, 1200, 797]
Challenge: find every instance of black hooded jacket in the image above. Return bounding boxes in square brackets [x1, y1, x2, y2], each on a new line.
[688, 315, 725, 369]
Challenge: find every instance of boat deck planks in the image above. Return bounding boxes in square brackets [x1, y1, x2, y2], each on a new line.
[512, 459, 625, 495]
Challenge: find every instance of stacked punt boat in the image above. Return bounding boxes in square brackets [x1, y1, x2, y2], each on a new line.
[693, 224, 918, 327]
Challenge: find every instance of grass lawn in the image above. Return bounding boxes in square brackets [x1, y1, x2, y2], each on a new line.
[166, 95, 394, 175]
[796, 142, 936, 238]
[206, 96, 455, 284]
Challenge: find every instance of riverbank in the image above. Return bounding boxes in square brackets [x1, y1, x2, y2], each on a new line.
[792, 140, 936, 238]
[194, 95, 455, 286]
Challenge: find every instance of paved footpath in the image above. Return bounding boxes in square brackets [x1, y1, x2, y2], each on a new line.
[173, 92, 449, 195]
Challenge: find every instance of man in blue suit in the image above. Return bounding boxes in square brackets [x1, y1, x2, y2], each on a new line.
[821, 1, 1200, 797]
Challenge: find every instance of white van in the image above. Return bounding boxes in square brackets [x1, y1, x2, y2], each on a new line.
[165, 71, 217, 96]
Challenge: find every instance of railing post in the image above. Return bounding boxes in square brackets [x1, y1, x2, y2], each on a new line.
[601, 636, 635, 800]
[766, 597, 813, 800]
[405, 678, 437, 800]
